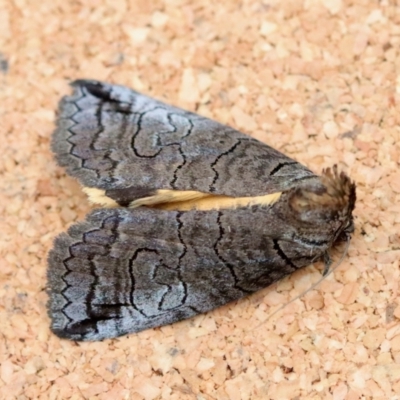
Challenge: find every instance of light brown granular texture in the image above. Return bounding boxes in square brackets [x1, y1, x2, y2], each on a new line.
[1, 1, 400, 399]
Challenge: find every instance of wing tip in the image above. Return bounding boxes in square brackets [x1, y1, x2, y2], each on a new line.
[70, 78, 102, 88]
[70, 79, 118, 103]
[48, 314, 92, 341]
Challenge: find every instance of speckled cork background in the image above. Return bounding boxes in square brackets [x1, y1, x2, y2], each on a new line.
[1, 0, 400, 399]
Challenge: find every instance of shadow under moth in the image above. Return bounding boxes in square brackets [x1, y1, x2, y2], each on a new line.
[47, 80, 356, 341]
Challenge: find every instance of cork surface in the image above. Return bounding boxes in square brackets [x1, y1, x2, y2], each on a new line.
[1, 0, 400, 399]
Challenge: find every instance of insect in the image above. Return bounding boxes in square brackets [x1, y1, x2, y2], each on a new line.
[47, 80, 356, 341]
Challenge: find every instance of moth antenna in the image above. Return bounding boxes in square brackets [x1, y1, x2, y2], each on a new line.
[254, 236, 351, 330]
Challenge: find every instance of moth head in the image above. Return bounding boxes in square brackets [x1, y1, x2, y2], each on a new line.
[289, 165, 356, 241]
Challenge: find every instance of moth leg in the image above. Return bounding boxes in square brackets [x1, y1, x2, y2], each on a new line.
[322, 252, 332, 276]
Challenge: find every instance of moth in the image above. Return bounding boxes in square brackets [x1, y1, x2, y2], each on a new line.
[47, 80, 356, 341]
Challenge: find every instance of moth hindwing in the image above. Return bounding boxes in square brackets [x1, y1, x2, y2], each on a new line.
[48, 80, 356, 341]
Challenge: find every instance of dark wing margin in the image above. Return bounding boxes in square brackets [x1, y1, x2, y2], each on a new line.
[52, 79, 318, 201]
[47, 205, 328, 341]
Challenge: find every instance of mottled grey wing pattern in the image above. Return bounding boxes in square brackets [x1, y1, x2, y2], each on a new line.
[52, 80, 317, 199]
[48, 204, 330, 341]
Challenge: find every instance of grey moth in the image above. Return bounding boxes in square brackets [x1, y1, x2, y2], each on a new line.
[47, 80, 356, 341]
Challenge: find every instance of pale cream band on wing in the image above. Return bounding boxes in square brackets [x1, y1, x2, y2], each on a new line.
[83, 187, 282, 211]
